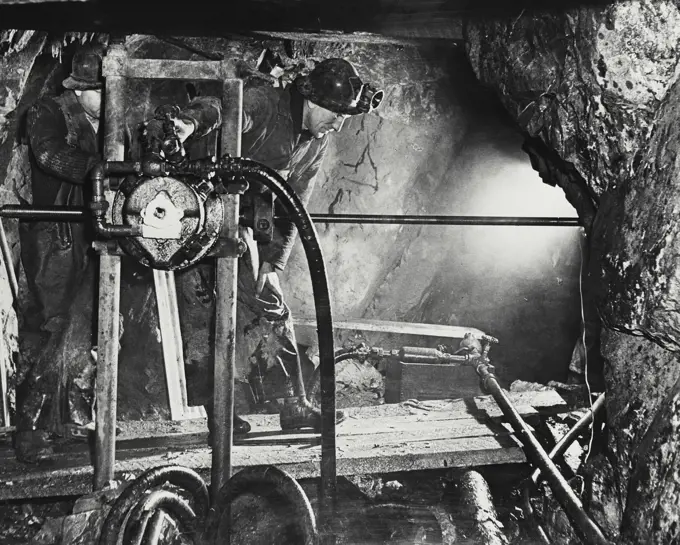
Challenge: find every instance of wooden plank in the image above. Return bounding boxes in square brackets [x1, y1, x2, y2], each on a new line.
[473, 389, 567, 421]
[0, 391, 566, 500]
[0, 432, 523, 501]
[293, 318, 486, 340]
[124, 59, 224, 81]
[153, 270, 205, 421]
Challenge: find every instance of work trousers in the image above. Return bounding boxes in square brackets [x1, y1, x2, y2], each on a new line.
[177, 227, 305, 412]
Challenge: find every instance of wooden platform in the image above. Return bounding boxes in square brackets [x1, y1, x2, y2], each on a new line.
[0, 390, 567, 501]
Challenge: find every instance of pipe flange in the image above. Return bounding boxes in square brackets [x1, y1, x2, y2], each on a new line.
[112, 175, 223, 270]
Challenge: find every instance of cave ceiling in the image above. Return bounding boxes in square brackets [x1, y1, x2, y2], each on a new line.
[0, 0, 616, 41]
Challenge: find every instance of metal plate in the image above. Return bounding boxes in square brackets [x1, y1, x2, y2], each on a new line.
[112, 175, 223, 270]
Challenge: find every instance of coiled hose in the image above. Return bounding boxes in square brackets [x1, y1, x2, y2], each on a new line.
[205, 465, 318, 544]
[98, 465, 209, 545]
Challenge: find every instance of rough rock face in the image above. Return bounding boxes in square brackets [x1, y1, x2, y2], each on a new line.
[465, 2, 680, 542]
[466, 1, 680, 347]
[283, 41, 583, 385]
[0, 30, 47, 421]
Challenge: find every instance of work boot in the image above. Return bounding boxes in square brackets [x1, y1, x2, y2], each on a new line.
[14, 430, 54, 464]
[279, 397, 346, 432]
[206, 409, 251, 446]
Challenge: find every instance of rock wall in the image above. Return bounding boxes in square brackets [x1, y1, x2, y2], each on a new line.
[282, 41, 582, 385]
[0, 30, 48, 421]
[465, 2, 680, 542]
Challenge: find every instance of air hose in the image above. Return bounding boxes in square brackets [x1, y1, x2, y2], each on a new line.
[89, 156, 337, 541]
[98, 465, 209, 545]
[206, 465, 318, 544]
[212, 157, 338, 532]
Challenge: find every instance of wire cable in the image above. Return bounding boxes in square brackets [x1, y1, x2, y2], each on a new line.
[578, 230, 595, 461]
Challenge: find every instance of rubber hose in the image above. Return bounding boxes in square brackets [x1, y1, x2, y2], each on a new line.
[141, 509, 166, 545]
[124, 489, 197, 545]
[206, 465, 317, 545]
[98, 465, 209, 545]
[221, 158, 337, 521]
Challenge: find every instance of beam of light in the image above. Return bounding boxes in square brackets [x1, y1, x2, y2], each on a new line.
[461, 156, 581, 268]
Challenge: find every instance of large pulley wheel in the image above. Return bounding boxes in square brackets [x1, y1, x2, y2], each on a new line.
[205, 466, 318, 545]
[112, 175, 223, 270]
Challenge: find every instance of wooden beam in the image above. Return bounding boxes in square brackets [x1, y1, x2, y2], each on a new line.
[293, 317, 486, 340]
[153, 270, 206, 421]
[246, 30, 462, 46]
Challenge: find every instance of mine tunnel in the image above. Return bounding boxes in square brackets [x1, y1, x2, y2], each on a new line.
[0, 1, 676, 544]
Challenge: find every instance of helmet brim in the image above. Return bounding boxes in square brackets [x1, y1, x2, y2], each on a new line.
[63, 76, 103, 91]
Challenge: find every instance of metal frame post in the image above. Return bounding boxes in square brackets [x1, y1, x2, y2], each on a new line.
[94, 44, 243, 493]
[94, 40, 126, 489]
[211, 75, 242, 497]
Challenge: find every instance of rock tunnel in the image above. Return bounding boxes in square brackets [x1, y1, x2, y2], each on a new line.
[0, 1, 678, 543]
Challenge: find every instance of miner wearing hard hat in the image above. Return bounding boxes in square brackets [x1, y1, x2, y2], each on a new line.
[14, 47, 106, 463]
[177, 57, 383, 437]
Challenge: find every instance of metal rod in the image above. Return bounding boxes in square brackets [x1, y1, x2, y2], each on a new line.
[531, 392, 607, 485]
[303, 214, 581, 226]
[0, 205, 87, 221]
[211, 76, 242, 500]
[94, 40, 126, 491]
[0, 210, 581, 228]
[475, 364, 611, 545]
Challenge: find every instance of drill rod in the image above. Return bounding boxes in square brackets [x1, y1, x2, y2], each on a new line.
[475, 363, 611, 545]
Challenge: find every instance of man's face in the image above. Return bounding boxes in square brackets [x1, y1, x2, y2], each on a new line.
[306, 101, 349, 139]
[75, 89, 102, 119]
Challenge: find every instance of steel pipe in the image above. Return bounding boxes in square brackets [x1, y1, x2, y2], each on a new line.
[474, 363, 611, 545]
[0, 210, 581, 228]
[531, 392, 607, 486]
[302, 214, 581, 226]
[0, 205, 87, 221]
[93, 39, 127, 490]
[211, 76, 242, 501]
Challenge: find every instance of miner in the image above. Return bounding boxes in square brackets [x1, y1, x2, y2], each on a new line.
[14, 47, 104, 463]
[14, 47, 223, 463]
[176, 57, 383, 437]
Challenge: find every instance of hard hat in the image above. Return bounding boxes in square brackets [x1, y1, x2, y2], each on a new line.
[295, 58, 383, 115]
[63, 49, 103, 91]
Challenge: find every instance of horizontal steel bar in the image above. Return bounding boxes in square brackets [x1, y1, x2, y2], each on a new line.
[0, 206, 87, 221]
[2, 207, 581, 228]
[304, 214, 581, 226]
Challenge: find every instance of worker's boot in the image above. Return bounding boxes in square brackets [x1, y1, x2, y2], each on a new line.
[279, 396, 346, 432]
[205, 403, 251, 446]
[14, 430, 54, 464]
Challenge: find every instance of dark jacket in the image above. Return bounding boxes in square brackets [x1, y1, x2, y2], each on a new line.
[241, 82, 329, 271]
[21, 90, 100, 332]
